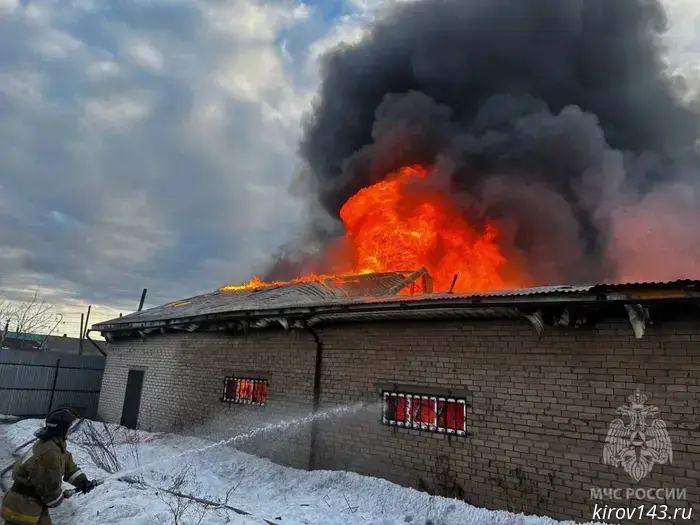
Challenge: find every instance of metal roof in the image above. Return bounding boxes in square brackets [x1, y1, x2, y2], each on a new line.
[590, 279, 700, 289]
[362, 284, 596, 301]
[95, 271, 423, 329]
[92, 274, 700, 335]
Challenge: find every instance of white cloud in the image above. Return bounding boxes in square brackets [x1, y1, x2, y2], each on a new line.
[188, 94, 228, 131]
[662, 0, 700, 104]
[203, 0, 309, 43]
[0, 0, 18, 13]
[0, 0, 319, 328]
[308, 16, 367, 64]
[129, 40, 165, 71]
[94, 191, 176, 266]
[31, 28, 83, 60]
[0, 69, 43, 104]
[83, 94, 152, 129]
[214, 46, 287, 102]
[86, 60, 121, 80]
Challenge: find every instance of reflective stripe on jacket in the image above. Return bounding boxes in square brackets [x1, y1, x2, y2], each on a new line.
[8, 437, 87, 508]
[1, 490, 50, 525]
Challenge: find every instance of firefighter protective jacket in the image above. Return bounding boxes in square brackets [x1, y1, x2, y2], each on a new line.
[1, 436, 88, 522]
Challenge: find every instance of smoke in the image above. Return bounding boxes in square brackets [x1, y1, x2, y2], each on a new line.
[282, 0, 700, 285]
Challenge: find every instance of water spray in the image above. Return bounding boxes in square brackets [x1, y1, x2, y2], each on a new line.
[99, 401, 377, 485]
[3, 401, 376, 503]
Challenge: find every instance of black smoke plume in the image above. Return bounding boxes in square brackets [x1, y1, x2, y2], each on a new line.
[275, 0, 700, 285]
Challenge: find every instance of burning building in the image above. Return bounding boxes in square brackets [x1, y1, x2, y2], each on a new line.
[93, 275, 700, 522]
[94, 0, 700, 521]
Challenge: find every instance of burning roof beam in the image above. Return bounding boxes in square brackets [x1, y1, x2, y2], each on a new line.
[385, 267, 429, 296]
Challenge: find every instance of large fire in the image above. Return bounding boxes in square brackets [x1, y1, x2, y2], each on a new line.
[220, 164, 510, 294]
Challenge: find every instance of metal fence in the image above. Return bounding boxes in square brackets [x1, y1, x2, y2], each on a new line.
[0, 348, 105, 418]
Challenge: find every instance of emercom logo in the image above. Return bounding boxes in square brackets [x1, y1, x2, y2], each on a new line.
[603, 389, 673, 482]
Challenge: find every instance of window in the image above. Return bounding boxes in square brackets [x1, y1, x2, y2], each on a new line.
[221, 376, 268, 406]
[382, 390, 467, 436]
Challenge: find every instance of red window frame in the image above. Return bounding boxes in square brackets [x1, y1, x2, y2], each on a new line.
[222, 376, 268, 406]
[382, 391, 467, 436]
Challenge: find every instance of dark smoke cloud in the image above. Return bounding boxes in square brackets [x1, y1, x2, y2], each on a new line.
[284, 0, 700, 285]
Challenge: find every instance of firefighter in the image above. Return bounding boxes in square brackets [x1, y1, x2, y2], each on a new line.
[1, 408, 98, 525]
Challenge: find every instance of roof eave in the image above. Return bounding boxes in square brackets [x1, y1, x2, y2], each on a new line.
[92, 293, 700, 335]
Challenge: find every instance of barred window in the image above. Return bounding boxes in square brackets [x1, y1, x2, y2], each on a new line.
[221, 376, 268, 406]
[382, 390, 467, 436]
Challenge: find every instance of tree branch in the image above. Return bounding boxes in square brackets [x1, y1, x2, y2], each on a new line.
[5, 286, 60, 339]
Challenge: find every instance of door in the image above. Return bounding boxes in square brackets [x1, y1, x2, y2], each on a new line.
[120, 369, 145, 429]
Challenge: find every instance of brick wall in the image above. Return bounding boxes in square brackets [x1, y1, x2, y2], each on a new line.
[314, 318, 700, 524]
[98, 317, 700, 524]
[98, 330, 317, 469]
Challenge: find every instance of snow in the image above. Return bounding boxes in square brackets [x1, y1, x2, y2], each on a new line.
[0, 418, 600, 525]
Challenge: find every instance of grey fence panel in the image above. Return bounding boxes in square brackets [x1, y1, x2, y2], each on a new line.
[0, 390, 51, 416]
[0, 348, 105, 418]
[55, 367, 104, 391]
[0, 365, 55, 389]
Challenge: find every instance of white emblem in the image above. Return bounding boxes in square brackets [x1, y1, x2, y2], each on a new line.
[603, 389, 672, 482]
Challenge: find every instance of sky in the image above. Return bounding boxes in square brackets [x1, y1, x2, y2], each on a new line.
[0, 0, 698, 338]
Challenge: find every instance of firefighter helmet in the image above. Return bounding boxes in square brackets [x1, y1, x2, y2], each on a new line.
[43, 407, 80, 437]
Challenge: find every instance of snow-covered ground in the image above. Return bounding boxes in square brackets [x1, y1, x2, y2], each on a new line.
[0, 418, 597, 525]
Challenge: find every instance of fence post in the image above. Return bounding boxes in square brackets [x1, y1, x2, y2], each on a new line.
[47, 359, 61, 415]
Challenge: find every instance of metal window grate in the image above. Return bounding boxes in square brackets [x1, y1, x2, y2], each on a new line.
[221, 377, 268, 406]
[381, 390, 467, 436]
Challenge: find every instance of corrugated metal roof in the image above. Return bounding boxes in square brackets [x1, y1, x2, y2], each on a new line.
[361, 282, 615, 303]
[98, 271, 422, 328]
[465, 284, 595, 296]
[590, 279, 700, 290]
[461, 281, 700, 296]
[93, 274, 700, 333]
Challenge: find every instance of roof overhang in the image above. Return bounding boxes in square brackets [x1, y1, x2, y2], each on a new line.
[95, 290, 700, 343]
[93, 276, 700, 342]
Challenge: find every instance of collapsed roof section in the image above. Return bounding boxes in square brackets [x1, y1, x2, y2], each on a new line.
[94, 269, 428, 330]
[92, 273, 700, 342]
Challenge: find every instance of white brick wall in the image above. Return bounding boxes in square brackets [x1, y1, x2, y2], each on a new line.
[98, 330, 317, 469]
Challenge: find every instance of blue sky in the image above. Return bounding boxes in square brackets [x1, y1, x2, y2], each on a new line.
[0, 0, 697, 336]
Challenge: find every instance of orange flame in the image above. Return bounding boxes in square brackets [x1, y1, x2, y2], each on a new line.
[220, 164, 510, 294]
[218, 274, 340, 293]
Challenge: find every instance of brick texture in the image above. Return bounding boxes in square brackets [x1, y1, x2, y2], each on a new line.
[98, 330, 317, 469]
[98, 317, 700, 524]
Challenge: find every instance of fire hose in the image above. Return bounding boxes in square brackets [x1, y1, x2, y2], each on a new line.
[64, 478, 279, 524]
[1, 414, 281, 524]
[62, 478, 104, 499]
